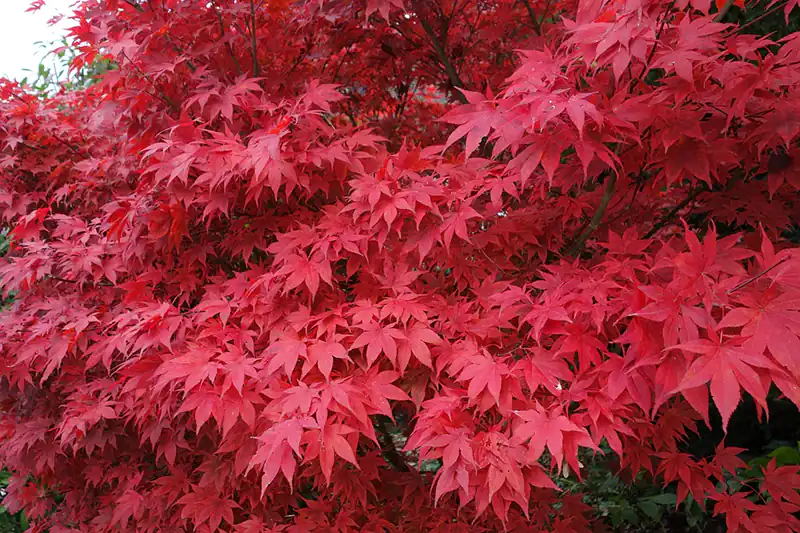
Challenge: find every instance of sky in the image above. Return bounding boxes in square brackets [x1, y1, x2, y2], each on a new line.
[0, 0, 75, 82]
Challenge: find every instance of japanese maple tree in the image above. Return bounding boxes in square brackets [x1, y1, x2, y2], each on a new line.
[2, 0, 800, 531]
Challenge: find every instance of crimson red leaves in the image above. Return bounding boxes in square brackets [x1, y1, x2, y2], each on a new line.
[2, 0, 800, 532]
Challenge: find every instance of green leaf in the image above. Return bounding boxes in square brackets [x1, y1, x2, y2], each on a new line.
[727, 478, 743, 492]
[769, 446, 800, 466]
[641, 493, 677, 506]
[745, 456, 770, 478]
[620, 501, 639, 525]
[638, 500, 662, 520]
[608, 503, 626, 528]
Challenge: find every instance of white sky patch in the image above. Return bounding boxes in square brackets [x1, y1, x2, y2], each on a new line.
[0, 0, 75, 82]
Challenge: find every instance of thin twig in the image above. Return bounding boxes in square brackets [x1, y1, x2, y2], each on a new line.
[11, 94, 84, 154]
[731, 0, 788, 33]
[162, 35, 198, 72]
[478, 247, 507, 275]
[393, 80, 412, 121]
[727, 257, 789, 294]
[456, 2, 485, 72]
[50, 134, 83, 156]
[605, 179, 642, 225]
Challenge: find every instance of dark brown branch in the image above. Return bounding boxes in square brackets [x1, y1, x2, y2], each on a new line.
[330, 43, 356, 83]
[213, 3, 242, 75]
[540, 0, 554, 26]
[455, 2, 485, 72]
[375, 416, 410, 472]
[51, 134, 83, 156]
[392, 80, 412, 122]
[286, 36, 313, 77]
[123, 0, 145, 12]
[163, 36, 198, 73]
[121, 52, 180, 112]
[343, 101, 358, 127]
[414, 4, 468, 104]
[521, 0, 542, 35]
[643, 184, 706, 238]
[634, 1, 675, 87]
[565, 172, 617, 257]
[249, 0, 260, 76]
[713, 0, 735, 22]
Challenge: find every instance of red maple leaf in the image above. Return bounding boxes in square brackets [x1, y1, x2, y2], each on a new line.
[673, 330, 775, 431]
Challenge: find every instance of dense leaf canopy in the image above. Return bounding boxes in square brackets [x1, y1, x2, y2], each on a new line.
[2, 0, 800, 531]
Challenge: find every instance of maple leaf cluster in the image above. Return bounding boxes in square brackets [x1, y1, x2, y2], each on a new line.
[1, 0, 800, 531]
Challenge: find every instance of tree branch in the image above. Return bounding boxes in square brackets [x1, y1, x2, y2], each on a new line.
[643, 184, 706, 238]
[375, 416, 410, 472]
[249, 0, 260, 76]
[213, 3, 242, 75]
[123, 0, 144, 12]
[121, 52, 180, 112]
[565, 172, 617, 257]
[713, 0, 735, 22]
[414, 4, 468, 104]
[633, 1, 675, 88]
[521, 0, 542, 35]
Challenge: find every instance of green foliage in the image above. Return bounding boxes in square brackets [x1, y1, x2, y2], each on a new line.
[746, 442, 800, 477]
[0, 471, 25, 533]
[562, 450, 698, 533]
[572, 431, 800, 531]
[0, 230, 11, 311]
[727, 2, 800, 39]
[2, 0, 800, 531]
[19, 37, 114, 95]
